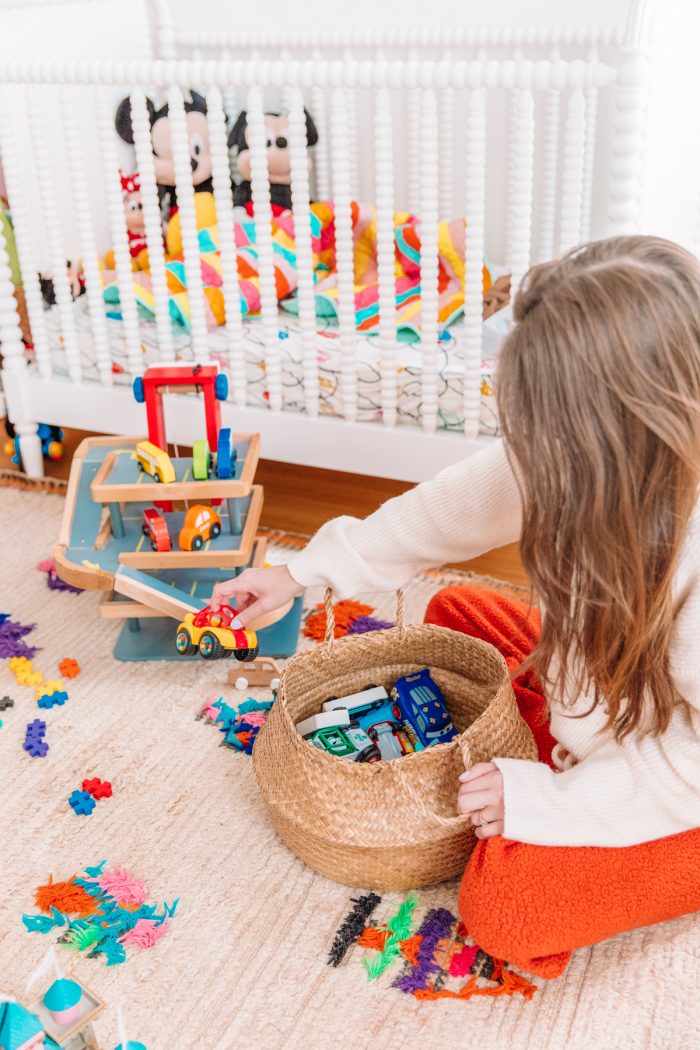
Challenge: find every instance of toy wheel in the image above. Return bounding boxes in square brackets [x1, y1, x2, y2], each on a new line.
[142, 523, 149, 535]
[235, 646, 259, 663]
[210, 522, 221, 539]
[367, 726, 378, 742]
[175, 628, 196, 656]
[215, 373, 229, 401]
[137, 461, 144, 472]
[151, 540, 159, 551]
[192, 535, 203, 550]
[133, 377, 145, 403]
[199, 631, 223, 659]
[153, 472, 161, 483]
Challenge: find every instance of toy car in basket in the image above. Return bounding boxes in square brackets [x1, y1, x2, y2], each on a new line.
[322, 685, 417, 760]
[390, 669, 456, 748]
[175, 604, 258, 661]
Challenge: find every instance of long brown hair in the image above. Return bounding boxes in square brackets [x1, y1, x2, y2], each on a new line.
[497, 236, 700, 739]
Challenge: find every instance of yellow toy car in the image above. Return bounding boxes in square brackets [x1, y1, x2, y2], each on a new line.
[135, 440, 176, 484]
[178, 504, 222, 551]
[175, 605, 259, 661]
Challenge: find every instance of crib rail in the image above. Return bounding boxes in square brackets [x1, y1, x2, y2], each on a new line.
[0, 46, 649, 478]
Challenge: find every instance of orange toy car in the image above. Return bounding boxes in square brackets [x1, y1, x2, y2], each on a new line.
[178, 505, 222, 551]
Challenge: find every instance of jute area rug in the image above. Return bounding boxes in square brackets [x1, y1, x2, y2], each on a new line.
[0, 486, 697, 1050]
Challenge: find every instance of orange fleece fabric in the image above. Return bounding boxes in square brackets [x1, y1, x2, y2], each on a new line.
[425, 586, 700, 979]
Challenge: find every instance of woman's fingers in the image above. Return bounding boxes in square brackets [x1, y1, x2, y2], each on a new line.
[474, 820, 503, 840]
[456, 786, 498, 815]
[235, 596, 272, 628]
[211, 578, 247, 609]
[458, 761, 497, 783]
[470, 803, 502, 826]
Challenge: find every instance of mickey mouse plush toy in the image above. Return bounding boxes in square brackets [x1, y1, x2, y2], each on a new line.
[115, 91, 213, 215]
[228, 110, 318, 212]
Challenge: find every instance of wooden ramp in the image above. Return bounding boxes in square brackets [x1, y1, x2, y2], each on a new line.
[113, 566, 205, 620]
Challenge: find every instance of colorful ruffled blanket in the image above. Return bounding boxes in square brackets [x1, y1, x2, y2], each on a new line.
[102, 201, 491, 343]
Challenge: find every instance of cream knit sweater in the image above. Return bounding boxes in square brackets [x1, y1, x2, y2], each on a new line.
[287, 439, 700, 848]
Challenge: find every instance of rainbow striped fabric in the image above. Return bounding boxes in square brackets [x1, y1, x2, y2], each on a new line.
[102, 201, 491, 342]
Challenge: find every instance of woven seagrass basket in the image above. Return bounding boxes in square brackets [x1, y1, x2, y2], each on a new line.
[253, 590, 537, 890]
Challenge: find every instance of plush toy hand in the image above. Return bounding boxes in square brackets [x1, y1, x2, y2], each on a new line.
[457, 761, 505, 839]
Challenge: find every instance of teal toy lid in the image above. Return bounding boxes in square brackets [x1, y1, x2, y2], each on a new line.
[113, 1042, 148, 1050]
[0, 1001, 44, 1048]
[43, 978, 82, 1012]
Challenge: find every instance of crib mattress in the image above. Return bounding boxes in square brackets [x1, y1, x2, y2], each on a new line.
[42, 297, 503, 435]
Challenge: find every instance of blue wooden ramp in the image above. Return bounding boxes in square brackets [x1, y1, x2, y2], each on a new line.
[113, 566, 206, 620]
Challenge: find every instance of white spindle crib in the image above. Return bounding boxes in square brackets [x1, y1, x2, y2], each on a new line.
[0, 6, 651, 482]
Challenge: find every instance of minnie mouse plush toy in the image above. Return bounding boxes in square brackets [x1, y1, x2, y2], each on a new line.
[120, 170, 150, 270]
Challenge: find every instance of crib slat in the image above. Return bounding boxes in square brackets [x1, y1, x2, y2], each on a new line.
[343, 52, 359, 199]
[130, 89, 175, 362]
[0, 88, 52, 380]
[96, 90, 142, 378]
[374, 86, 397, 429]
[581, 59, 599, 242]
[506, 86, 535, 293]
[330, 86, 357, 422]
[463, 88, 487, 440]
[167, 85, 210, 364]
[0, 216, 43, 474]
[419, 87, 440, 435]
[310, 53, 330, 200]
[26, 86, 82, 384]
[60, 87, 112, 387]
[406, 50, 420, 215]
[558, 89, 586, 254]
[608, 53, 648, 235]
[246, 86, 282, 412]
[207, 84, 246, 405]
[439, 55, 454, 220]
[288, 87, 319, 418]
[538, 77, 560, 262]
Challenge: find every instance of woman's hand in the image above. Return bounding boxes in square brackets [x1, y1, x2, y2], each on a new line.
[210, 565, 303, 628]
[457, 761, 505, 839]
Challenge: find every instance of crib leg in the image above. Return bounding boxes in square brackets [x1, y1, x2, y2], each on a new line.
[16, 422, 44, 478]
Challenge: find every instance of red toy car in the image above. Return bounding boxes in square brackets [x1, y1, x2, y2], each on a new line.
[175, 604, 259, 661]
[142, 508, 172, 552]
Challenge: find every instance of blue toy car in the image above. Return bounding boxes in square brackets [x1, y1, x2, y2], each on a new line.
[391, 669, 456, 749]
[216, 426, 237, 479]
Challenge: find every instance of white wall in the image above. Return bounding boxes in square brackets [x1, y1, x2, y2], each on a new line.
[0, 0, 154, 265]
[2, 0, 698, 273]
[167, 0, 634, 33]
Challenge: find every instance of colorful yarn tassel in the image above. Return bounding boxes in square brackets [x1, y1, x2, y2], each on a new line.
[393, 908, 455, 994]
[363, 896, 418, 981]
[328, 893, 382, 967]
[303, 600, 376, 641]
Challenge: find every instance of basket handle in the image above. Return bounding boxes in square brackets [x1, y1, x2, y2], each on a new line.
[323, 587, 406, 655]
[393, 736, 475, 829]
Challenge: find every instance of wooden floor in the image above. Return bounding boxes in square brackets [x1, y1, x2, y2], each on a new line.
[0, 422, 527, 586]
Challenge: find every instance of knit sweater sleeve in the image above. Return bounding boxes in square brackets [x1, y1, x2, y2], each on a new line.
[493, 566, 700, 848]
[286, 439, 522, 598]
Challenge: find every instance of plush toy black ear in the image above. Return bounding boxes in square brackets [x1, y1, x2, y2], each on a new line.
[185, 90, 208, 115]
[228, 111, 248, 152]
[115, 95, 157, 144]
[304, 109, 319, 147]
